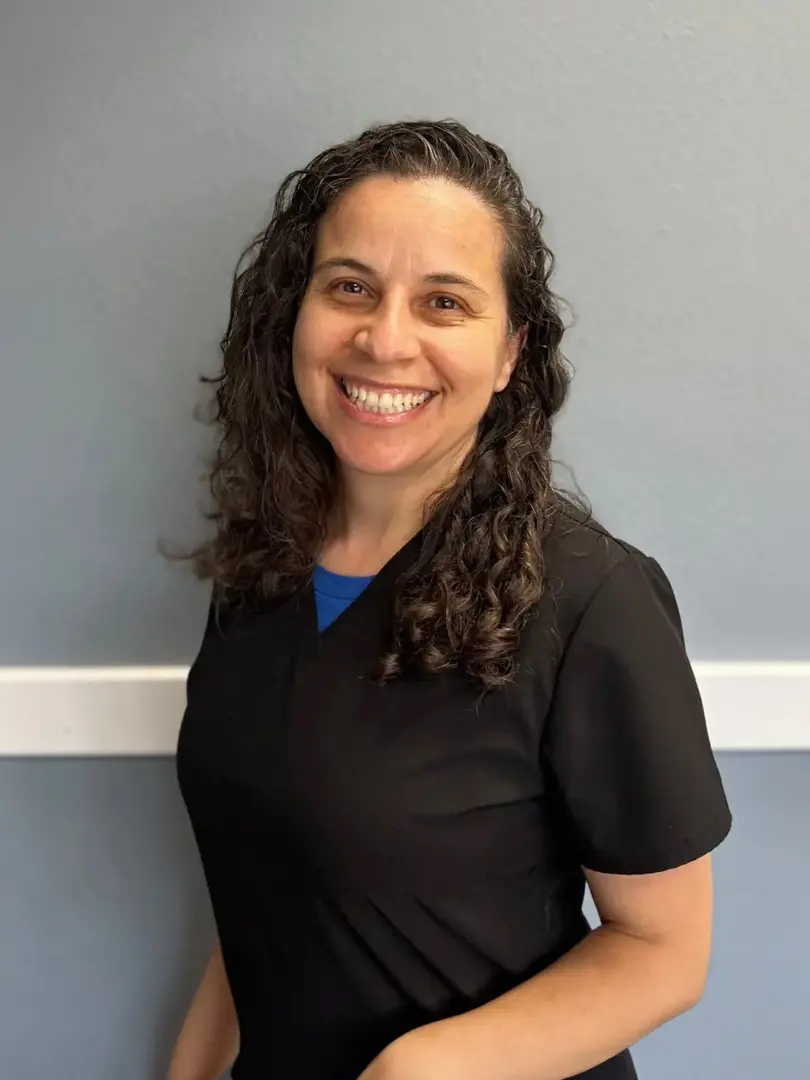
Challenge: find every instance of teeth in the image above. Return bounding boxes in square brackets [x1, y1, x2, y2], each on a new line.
[341, 380, 432, 415]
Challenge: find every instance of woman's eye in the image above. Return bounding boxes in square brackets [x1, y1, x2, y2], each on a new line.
[430, 296, 462, 312]
[335, 280, 366, 296]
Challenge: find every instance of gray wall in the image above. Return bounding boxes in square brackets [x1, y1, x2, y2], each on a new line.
[1, 1, 808, 1077]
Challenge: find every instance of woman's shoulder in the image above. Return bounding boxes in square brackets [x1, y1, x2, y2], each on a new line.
[544, 499, 647, 594]
[536, 498, 677, 653]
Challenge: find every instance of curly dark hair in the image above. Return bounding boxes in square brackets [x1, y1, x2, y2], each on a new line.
[177, 118, 580, 687]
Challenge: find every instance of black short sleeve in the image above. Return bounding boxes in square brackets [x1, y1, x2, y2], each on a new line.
[542, 551, 732, 875]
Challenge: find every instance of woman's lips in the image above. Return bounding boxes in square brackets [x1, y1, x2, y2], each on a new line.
[334, 375, 436, 425]
[336, 373, 437, 395]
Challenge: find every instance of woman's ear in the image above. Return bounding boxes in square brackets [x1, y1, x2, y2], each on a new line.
[514, 323, 528, 358]
[495, 324, 528, 392]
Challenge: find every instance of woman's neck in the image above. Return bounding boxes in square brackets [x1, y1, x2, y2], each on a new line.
[320, 458, 459, 576]
[320, 475, 424, 576]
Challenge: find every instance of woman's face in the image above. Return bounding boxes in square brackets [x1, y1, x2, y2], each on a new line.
[292, 175, 522, 481]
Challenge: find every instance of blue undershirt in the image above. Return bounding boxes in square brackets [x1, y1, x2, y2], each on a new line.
[313, 565, 375, 632]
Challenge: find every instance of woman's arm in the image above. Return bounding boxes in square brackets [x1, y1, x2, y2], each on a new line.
[363, 853, 715, 1080]
[166, 937, 240, 1080]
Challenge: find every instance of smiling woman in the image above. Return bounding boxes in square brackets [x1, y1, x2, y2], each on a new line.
[171, 120, 570, 670]
[166, 119, 731, 1080]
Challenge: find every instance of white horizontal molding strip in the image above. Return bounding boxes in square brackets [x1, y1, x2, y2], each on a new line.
[0, 667, 188, 757]
[0, 663, 808, 757]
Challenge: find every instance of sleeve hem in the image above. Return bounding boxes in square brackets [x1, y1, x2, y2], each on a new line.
[579, 808, 733, 877]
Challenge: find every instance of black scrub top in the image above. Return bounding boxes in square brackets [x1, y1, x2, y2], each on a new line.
[176, 509, 732, 1080]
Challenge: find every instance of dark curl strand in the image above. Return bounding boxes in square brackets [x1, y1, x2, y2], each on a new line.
[173, 118, 584, 688]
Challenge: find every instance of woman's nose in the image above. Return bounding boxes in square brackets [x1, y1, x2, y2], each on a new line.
[354, 299, 420, 365]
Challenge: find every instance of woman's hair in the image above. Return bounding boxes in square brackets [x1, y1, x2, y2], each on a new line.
[179, 118, 581, 687]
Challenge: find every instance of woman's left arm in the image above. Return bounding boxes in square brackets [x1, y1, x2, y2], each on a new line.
[361, 853, 714, 1080]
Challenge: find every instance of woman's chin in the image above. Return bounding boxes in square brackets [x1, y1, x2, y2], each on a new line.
[331, 438, 426, 478]
[337, 453, 420, 477]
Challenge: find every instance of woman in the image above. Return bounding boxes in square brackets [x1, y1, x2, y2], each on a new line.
[168, 119, 731, 1080]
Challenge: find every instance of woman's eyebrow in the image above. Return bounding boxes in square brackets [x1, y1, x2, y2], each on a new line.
[423, 272, 491, 300]
[312, 257, 491, 300]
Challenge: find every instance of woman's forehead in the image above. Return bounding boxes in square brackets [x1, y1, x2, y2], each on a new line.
[316, 176, 504, 279]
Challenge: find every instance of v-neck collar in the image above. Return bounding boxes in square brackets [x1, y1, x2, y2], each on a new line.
[291, 529, 425, 682]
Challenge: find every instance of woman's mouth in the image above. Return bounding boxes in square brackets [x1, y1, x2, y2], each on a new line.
[336, 377, 437, 420]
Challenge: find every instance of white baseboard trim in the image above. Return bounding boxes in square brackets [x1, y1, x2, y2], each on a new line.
[0, 663, 808, 757]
